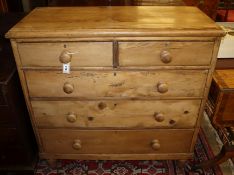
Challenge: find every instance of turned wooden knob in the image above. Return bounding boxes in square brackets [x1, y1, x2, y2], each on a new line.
[59, 50, 72, 64]
[63, 82, 74, 94]
[160, 50, 171, 63]
[73, 139, 82, 150]
[151, 139, 160, 150]
[67, 113, 77, 123]
[157, 82, 168, 93]
[154, 113, 165, 122]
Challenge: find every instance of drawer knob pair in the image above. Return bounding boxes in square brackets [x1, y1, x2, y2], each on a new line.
[73, 139, 82, 150]
[157, 82, 168, 93]
[59, 50, 72, 64]
[63, 82, 74, 94]
[67, 113, 77, 123]
[151, 139, 160, 150]
[160, 50, 171, 63]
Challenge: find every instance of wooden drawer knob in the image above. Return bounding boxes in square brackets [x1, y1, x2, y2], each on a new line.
[63, 82, 74, 94]
[151, 139, 160, 150]
[59, 50, 72, 64]
[160, 50, 171, 63]
[157, 82, 168, 93]
[73, 139, 82, 150]
[67, 113, 77, 123]
[154, 113, 165, 122]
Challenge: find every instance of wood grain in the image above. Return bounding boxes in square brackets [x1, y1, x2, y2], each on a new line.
[190, 38, 221, 152]
[7, 6, 223, 162]
[10, 40, 44, 152]
[18, 42, 113, 67]
[14, 36, 217, 42]
[32, 99, 201, 128]
[22, 65, 210, 71]
[214, 69, 234, 89]
[39, 129, 194, 154]
[40, 152, 193, 160]
[5, 6, 224, 38]
[119, 41, 214, 66]
[25, 70, 208, 98]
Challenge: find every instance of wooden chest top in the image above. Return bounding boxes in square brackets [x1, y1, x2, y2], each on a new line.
[6, 6, 224, 38]
[214, 70, 234, 90]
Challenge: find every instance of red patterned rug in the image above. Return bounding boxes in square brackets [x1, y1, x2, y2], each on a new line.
[35, 129, 222, 175]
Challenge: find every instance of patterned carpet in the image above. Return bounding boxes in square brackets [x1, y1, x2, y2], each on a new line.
[35, 129, 222, 175]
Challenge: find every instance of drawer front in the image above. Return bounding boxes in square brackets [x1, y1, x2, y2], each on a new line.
[26, 70, 207, 98]
[18, 42, 113, 67]
[40, 129, 193, 154]
[32, 100, 201, 128]
[119, 41, 214, 66]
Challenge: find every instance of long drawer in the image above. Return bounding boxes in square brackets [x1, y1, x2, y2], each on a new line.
[32, 100, 201, 128]
[39, 129, 194, 154]
[18, 42, 113, 67]
[119, 41, 214, 66]
[26, 70, 208, 98]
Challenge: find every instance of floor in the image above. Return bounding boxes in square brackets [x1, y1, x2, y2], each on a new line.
[202, 113, 234, 175]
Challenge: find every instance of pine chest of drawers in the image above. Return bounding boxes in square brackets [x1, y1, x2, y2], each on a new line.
[6, 6, 224, 163]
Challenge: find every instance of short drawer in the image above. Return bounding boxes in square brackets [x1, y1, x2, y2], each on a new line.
[118, 41, 214, 66]
[39, 129, 194, 154]
[18, 42, 113, 67]
[26, 70, 208, 98]
[32, 100, 201, 128]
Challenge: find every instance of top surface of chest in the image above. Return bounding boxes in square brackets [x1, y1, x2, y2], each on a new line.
[214, 70, 234, 90]
[6, 6, 224, 38]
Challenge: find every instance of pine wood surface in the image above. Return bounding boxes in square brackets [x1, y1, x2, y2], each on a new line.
[17, 41, 215, 67]
[10, 40, 44, 152]
[14, 36, 217, 42]
[39, 129, 194, 154]
[25, 70, 208, 98]
[5, 6, 224, 38]
[7, 6, 223, 161]
[32, 99, 201, 129]
[119, 41, 214, 66]
[39, 152, 193, 160]
[190, 38, 222, 152]
[18, 42, 113, 67]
